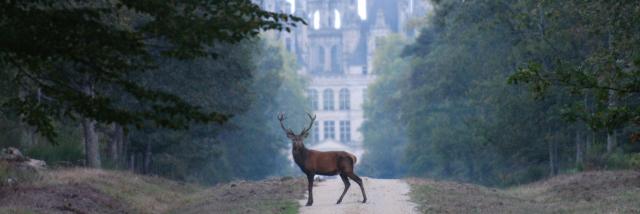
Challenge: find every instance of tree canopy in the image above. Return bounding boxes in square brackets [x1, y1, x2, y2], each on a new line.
[0, 0, 305, 141]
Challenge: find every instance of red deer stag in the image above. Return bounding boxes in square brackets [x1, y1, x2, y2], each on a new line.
[278, 112, 367, 206]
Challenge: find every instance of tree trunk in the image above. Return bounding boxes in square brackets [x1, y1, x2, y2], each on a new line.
[465, 154, 475, 180]
[107, 123, 118, 164]
[606, 130, 617, 153]
[116, 125, 125, 167]
[606, 90, 617, 153]
[143, 142, 152, 174]
[107, 123, 126, 167]
[549, 140, 559, 176]
[576, 130, 584, 168]
[587, 131, 595, 154]
[18, 88, 39, 147]
[121, 128, 128, 168]
[81, 77, 101, 168]
[129, 153, 135, 171]
[605, 20, 617, 154]
[82, 118, 101, 168]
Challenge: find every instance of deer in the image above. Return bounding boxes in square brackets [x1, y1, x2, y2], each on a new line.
[278, 112, 367, 206]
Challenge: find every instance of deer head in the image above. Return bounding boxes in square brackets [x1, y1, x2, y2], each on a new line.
[278, 112, 316, 147]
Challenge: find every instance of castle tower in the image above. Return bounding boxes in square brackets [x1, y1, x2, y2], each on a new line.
[397, 0, 429, 38]
[367, 10, 390, 72]
[305, 0, 345, 74]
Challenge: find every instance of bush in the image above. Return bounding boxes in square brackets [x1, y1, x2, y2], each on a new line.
[25, 140, 84, 167]
[151, 153, 188, 181]
[0, 161, 42, 186]
[606, 152, 640, 170]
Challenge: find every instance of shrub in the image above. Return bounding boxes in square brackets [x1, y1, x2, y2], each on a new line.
[0, 160, 42, 187]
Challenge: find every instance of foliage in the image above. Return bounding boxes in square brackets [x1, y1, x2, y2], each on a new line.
[0, 1, 309, 183]
[215, 40, 309, 180]
[124, 39, 308, 184]
[0, 0, 304, 142]
[508, 0, 640, 135]
[360, 34, 411, 178]
[363, 0, 640, 186]
[395, 0, 567, 185]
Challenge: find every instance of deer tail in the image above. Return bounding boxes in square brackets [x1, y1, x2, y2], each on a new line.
[348, 153, 357, 164]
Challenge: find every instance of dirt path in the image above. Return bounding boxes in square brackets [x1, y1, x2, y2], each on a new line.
[299, 177, 418, 214]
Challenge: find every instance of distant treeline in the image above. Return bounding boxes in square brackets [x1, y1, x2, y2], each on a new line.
[360, 0, 640, 186]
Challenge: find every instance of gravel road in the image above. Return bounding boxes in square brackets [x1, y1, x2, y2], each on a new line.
[299, 177, 418, 214]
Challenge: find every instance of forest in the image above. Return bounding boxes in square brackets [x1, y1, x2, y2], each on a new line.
[360, 0, 640, 186]
[0, 0, 310, 185]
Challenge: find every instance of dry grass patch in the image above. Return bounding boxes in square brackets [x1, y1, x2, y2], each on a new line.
[168, 176, 306, 214]
[39, 168, 198, 213]
[408, 170, 640, 214]
[0, 168, 307, 214]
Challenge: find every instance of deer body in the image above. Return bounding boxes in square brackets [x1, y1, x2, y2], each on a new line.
[279, 113, 367, 206]
[293, 148, 355, 176]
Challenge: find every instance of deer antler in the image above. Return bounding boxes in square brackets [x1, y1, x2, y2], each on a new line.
[300, 112, 317, 136]
[278, 112, 295, 135]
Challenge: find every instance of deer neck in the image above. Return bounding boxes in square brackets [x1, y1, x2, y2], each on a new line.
[292, 142, 308, 166]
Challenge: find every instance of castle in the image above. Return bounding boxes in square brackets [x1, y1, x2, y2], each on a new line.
[256, 0, 426, 160]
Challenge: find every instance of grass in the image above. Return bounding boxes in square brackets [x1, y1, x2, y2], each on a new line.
[167, 177, 306, 214]
[39, 168, 199, 213]
[0, 207, 36, 214]
[167, 198, 299, 214]
[277, 201, 300, 214]
[1, 168, 306, 214]
[408, 170, 640, 214]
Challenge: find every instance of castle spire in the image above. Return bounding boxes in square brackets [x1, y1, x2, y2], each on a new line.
[373, 10, 387, 29]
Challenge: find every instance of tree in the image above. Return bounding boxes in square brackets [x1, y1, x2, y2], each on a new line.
[508, 0, 640, 151]
[360, 34, 411, 178]
[363, 0, 580, 185]
[0, 0, 304, 167]
[122, 39, 309, 184]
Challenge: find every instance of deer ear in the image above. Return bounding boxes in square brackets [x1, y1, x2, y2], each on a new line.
[301, 132, 310, 139]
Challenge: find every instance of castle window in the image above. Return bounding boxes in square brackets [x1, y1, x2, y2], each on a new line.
[308, 89, 318, 110]
[334, 9, 342, 29]
[331, 46, 339, 73]
[324, 121, 335, 140]
[313, 10, 321, 29]
[339, 88, 350, 110]
[323, 89, 334, 110]
[339, 120, 351, 143]
[315, 46, 325, 73]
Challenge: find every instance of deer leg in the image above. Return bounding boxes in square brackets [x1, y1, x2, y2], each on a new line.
[347, 173, 367, 203]
[336, 173, 350, 204]
[306, 174, 314, 206]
